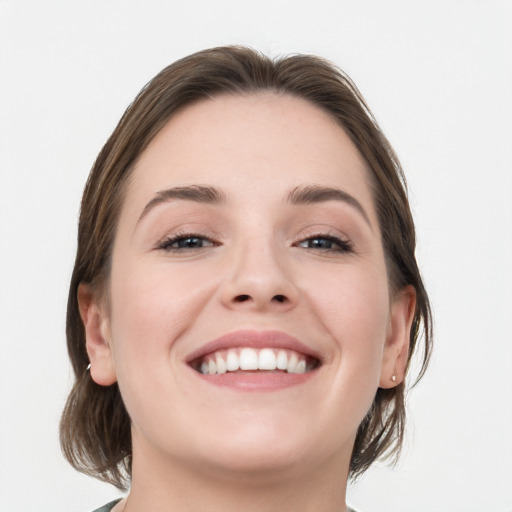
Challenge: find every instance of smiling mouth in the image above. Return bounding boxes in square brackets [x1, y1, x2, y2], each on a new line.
[191, 347, 320, 376]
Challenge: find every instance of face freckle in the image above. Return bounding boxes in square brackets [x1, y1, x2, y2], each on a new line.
[99, 93, 408, 477]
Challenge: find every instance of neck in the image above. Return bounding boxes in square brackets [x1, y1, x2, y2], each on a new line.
[123, 434, 351, 512]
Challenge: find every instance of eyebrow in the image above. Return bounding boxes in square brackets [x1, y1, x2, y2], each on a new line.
[287, 184, 372, 228]
[138, 185, 226, 223]
[137, 183, 371, 228]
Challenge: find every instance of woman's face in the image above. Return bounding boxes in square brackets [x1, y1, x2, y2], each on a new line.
[84, 93, 413, 478]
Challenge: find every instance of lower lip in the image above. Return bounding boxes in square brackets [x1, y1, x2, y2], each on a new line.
[194, 369, 317, 391]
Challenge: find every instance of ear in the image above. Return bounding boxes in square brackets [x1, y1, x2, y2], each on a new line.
[379, 285, 416, 389]
[77, 283, 117, 386]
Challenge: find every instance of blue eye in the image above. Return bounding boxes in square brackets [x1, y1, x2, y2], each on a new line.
[158, 234, 216, 251]
[297, 235, 352, 253]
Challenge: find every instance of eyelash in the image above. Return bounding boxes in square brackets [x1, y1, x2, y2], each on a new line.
[295, 234, 353, 253]
[157, 232, 219, 252]
[156, 232, 352, 254]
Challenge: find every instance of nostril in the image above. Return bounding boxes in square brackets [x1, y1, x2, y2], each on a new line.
[234, 294, 251, 302]
[273, 294, 286, 303]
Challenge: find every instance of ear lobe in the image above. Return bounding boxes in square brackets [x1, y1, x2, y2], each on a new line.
[379, 285, 416, 389]
[77, 283, 117, 386]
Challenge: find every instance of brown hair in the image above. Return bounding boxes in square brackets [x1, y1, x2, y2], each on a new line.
[60, 46, 432, 489]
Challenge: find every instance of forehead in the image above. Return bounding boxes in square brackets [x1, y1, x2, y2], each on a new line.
[125, 92, 375, 219]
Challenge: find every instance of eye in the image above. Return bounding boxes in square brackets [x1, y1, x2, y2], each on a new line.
[296, 235, 352, 253]
[157, 233, 217, 252]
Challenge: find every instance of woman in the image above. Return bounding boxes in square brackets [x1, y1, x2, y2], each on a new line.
[60, 46, 432, 512]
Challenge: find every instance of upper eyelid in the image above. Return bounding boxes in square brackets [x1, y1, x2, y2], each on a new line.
[294, 229, 351, 243]
[296, 234, 352, 247]
[293, 230, 355, 253]
[153, 225, 353, 248]
[156, 232, 219, 249]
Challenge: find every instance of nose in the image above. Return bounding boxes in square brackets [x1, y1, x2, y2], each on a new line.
[219, 242, 299, 312]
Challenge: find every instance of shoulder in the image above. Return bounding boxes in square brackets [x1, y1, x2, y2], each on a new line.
[90, 499, 122, 512]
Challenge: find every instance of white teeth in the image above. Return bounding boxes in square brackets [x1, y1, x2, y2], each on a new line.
[287, 352, 299, 373]
[216, 353, 227, 374]
[295, 360, 306, 374]
[259, 348, 277, 370]
[226, 349, 240, 371]
[239, 348, 259, 370]
[197, 348, 314, 375]
[276, 350, 288, 370]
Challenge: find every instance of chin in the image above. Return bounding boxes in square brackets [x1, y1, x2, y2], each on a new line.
[180, 415, 346, 481]
[197, 440, 315, 480]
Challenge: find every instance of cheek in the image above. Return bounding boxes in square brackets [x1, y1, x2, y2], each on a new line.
[284, 264, 391, 446]
[306, 263, 390, 371]
[108, 259, 218, 369]
[310, 258, 389, 322]
[106, 258, 224, 433]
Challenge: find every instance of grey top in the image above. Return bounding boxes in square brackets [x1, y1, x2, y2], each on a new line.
[92, 499, 359, 512]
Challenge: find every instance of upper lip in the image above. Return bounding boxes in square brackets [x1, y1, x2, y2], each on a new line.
[185, 329, 322, 364]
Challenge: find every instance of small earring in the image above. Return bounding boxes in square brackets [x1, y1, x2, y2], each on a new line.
[86, 363, 92, 371]
[391, 374, 396, 382]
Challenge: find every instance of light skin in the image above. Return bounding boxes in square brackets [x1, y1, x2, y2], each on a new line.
[79, 93, 415, 512]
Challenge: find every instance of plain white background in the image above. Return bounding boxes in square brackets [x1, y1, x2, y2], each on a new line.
[0, 1, 511, 511]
